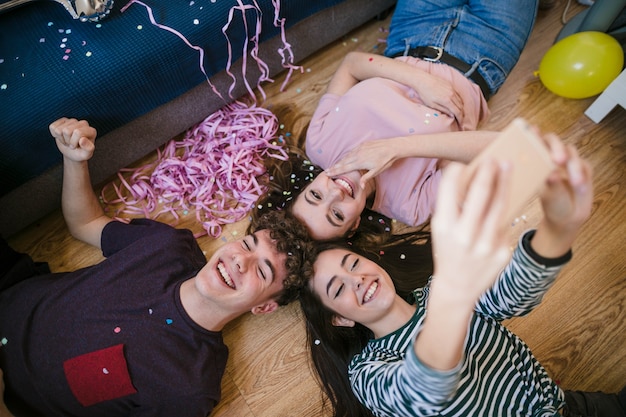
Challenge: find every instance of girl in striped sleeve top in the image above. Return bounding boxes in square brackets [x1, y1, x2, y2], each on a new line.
[300, 133, 625, 417]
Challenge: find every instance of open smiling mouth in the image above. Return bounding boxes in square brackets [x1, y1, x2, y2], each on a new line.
[333, 177, 354, 198]
[363, 281, 378, 303]
[217, 262, 236, 289]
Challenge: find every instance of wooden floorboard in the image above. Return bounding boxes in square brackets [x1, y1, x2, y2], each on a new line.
[7, 2, 625, 416]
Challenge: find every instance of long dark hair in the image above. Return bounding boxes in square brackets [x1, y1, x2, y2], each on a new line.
[300, 237, 433, 417]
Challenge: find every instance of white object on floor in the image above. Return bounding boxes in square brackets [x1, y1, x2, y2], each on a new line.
[585, 68, 626, 123]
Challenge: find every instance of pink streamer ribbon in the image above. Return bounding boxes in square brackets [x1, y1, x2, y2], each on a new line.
[101, 101, 288, 238]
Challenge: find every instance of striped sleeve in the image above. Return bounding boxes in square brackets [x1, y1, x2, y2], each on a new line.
[348, 302, 465, 417]
[476, 229, 571, 321]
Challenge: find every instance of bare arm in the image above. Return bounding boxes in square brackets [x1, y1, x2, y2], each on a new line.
[529, 133, 593, 258]
[327, 51, 465, 120]
[326, 130, 498, 188]
[50, 118, 112, 248]
[416, 159, 513, 370]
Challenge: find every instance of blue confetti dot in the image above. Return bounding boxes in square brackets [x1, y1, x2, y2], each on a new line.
[165, 319, 173, 325]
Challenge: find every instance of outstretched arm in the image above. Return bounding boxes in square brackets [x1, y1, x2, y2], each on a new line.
[327, 51, 465, 120]
[325, 130, 498, 189]
[530, 133, 593, 258]
[416, 158, 513, 370]
[50, 118, 112, 248]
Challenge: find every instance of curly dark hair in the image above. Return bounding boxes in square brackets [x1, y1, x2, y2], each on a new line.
[253, 209, 314, 306]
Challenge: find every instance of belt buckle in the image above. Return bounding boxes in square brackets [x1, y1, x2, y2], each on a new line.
[423, 46, 443, 62]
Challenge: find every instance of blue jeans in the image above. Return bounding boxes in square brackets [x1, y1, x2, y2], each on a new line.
[385, 0, 538, 97]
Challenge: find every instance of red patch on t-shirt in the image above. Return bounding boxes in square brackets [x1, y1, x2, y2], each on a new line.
[63, 344, 137, 407]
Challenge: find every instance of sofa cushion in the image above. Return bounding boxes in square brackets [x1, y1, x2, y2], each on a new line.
[0, 0, 345, 197]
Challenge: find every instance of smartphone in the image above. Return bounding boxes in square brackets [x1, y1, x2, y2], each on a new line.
[463, 118, 555, 222]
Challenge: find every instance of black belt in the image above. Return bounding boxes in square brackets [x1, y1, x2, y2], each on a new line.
[392, 46, 491, 100]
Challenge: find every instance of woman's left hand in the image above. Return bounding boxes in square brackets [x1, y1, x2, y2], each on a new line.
[410, 72, 465, 122]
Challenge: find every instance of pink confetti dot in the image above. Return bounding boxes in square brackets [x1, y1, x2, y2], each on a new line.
[114, 326, 121, 333]
[62, 55, 69, 61]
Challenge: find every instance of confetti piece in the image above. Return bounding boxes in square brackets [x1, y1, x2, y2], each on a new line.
[137, 25, 143, 30]
[400, 254, 406, 260]
[40, 38, 45, 43]
[1, 84, 7, 90]
[114, 327, 121, 333]
[86, 51, 92, 57]
[165, 318, 173, 325]
[96, 23, 102, 28]
[102, 368, 109, 374]
[193, 19, 199, 25]
[63, 55, 69, 61]
[149, 308, 153, 314]
[48, 22, 54, 26]
[1, 337, 7, 345]
[314, 339, 320, 345]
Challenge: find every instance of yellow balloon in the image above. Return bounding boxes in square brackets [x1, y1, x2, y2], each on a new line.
[539, 31, 624, 99]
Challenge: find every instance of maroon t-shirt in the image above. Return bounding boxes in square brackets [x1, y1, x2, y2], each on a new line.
[0, 219, 228, 417]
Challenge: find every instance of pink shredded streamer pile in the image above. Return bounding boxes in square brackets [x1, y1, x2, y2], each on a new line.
[101, 101, 288, 238]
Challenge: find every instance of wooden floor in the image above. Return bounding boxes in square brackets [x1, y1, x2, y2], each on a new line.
[8, 2, 626, 416]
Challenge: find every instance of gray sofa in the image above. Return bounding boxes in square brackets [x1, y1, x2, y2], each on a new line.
[0, 0, 396, 237]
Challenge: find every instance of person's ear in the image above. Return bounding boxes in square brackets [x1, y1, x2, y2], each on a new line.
[251, 300, 279, 315]
[332, 315, 355, 328]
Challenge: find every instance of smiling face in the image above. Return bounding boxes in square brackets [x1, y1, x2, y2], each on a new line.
[196, 229, 288, 315]
[291, 171, 370, 241]
[310, 248, 396, 328]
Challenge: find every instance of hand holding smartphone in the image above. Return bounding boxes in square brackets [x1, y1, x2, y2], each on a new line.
[463, 118, 555, 222]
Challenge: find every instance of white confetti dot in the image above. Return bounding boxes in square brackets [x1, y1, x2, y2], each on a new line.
[193, 19, 199, 25]
[85, 51, 92, 57]
[400, 254, 406, 260]
[102, 368, 109, 374]
[137, 25, 143, 30]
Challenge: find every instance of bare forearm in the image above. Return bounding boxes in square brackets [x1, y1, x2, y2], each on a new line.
[414, 281, 475, 370]
[396, 130, 497, 163]
[328, 52, 430, 95]
[62, 158, 108, 247]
